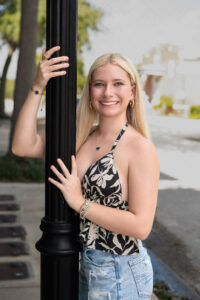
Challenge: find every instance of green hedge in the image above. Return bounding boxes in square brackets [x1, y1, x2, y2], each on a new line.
[0, 154, 45, 182]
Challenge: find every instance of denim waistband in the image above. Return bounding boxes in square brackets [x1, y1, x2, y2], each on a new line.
[82, 239, 146, 257]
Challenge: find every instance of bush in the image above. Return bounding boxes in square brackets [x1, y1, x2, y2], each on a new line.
[5, 79, 15, 99]
[153, 280, 173, 299]
[153, 95, 174, 115]
[0, 154, 45, 182]
[190, 105, 200, 119]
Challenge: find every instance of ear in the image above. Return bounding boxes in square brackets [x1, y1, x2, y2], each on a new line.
[130, 84, 136, 100]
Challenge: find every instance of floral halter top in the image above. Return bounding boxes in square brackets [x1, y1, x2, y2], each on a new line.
[79, 123, 139, 255]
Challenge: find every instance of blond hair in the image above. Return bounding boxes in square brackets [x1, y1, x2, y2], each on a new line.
[76, 53, 150, 152]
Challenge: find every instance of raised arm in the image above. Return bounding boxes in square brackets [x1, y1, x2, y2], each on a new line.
[12, 46, 69, 158]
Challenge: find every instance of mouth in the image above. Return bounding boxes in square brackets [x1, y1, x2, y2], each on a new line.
[100, 101, 119, 106]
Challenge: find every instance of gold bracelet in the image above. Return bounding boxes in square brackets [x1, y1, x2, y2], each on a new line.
[31, 86, 43, 95]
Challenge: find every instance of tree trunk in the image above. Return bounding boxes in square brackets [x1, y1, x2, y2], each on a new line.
[0, 45, 15, 118]
[8, 0, 39, 154]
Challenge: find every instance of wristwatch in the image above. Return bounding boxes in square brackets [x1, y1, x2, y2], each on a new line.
[31, 86, 43, 95]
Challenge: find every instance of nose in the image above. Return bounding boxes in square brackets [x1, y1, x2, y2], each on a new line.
[103, 84, 114, 98]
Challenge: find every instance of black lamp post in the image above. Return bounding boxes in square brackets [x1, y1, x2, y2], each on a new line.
[36, 1, 81, 299]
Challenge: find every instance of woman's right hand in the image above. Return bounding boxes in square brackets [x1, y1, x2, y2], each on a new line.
[33, 45, 69, 91]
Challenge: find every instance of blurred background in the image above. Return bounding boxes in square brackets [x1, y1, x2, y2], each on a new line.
[0, 0, 200, 299]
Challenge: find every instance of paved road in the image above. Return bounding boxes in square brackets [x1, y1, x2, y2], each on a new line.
[146, 115, 200, 297]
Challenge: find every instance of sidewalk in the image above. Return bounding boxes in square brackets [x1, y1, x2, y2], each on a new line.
[0, 183, 43, 300]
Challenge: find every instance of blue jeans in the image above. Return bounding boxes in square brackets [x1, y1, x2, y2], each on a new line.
[79, 240, 153, 299]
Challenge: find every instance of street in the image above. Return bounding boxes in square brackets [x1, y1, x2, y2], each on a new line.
[146, 115, 200, 298]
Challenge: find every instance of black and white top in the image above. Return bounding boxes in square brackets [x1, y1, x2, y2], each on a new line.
[79, 123, 139, 255]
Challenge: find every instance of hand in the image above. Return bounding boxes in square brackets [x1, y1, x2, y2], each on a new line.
[48, 156, 84, 213]
[33, 46, 69, 91]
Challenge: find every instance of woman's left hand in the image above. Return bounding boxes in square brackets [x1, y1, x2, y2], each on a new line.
[48, 155, 84, 213]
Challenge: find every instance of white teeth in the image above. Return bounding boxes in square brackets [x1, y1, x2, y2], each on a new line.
[101, 102, 118, 105]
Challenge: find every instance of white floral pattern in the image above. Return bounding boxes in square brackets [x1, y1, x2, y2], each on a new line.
[79, 123, 139, 255]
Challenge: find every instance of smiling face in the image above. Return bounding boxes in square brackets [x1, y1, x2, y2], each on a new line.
[90, 63, 135, 119]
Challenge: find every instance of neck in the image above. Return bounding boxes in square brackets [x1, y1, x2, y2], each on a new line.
[96, 115, 127, 137]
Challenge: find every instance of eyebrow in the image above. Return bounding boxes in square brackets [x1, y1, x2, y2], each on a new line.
[92, 79, 126, 82]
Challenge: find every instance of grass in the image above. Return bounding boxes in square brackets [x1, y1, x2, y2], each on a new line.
[0, 153, 45, 182]
[153, 280, 191, 300]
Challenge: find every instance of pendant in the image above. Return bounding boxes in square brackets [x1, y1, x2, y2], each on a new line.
[96, 146, 100, 150]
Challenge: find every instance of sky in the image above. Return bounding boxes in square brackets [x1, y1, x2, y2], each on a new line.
[82, 0, 200, 73]
[1, 0, 200, 79]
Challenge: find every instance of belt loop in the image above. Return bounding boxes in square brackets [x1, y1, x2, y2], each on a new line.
[138, 239, 143, 251]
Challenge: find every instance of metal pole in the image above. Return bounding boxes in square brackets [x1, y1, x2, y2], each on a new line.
[36, 1, 80, 299]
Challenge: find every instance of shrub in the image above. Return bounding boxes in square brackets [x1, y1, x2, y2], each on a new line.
[0, 154, 45, 182]
[153, 95, 174, 115]
[5, 80, 15, 99]
[190, 105, 200, 119]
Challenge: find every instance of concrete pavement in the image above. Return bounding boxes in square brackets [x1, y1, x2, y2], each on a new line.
[0, 183, 42, 299]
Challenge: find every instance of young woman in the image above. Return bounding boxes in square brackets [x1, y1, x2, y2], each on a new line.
[12, 46, 159, 299]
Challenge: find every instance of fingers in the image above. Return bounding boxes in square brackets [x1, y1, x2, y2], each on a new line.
[44, 45, 61, 59]
[48, 56, 69, 65]
[42, 48, 46, 57]
[49, 62, 69, 72]
[57, 158, 71, 178]
[49, 157, 76, 184]
[48, 176, 63, 190]
[50, 70, 67, 77]
[41, 46, 69, 65]
[71, 155, 77, 176]
[50, 165, 66, 183]
[37, 45, 71, 84]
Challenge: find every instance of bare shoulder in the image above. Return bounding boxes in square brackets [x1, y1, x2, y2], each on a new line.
[126, 126, 159, 169]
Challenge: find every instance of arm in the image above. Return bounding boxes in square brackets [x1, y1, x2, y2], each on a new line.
[82, 140, 160, 240]
[12, 88, 45, 157]
[48, 141, 160, 240]
[12, 46, 69, 158]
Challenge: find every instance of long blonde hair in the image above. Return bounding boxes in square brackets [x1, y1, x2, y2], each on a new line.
[76, 53, 150, 152]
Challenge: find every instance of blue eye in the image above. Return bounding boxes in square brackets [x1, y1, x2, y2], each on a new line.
[94, 82, 104, 87]
[115, 82, 123, 86]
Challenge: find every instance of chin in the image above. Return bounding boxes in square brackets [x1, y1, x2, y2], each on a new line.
[99, 111, 125, 119]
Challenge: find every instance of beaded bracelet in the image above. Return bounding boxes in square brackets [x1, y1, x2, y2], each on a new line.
[31, 86, 43, 95]
[80, 199, 95, 220]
